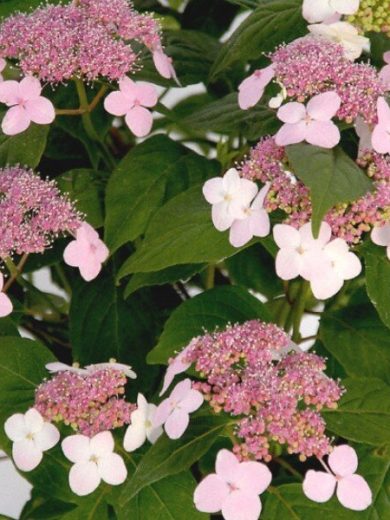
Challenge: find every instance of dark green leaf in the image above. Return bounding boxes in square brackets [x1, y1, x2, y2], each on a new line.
[323, 378, 390, 446]
[148, 285, 271, 365]
[210, 0, 306, 78]
[0, 124, 49, 168]
[287, 144, 373, 236]
[319, 303, 390, 384]
[105, 135, 219, 253]
[363, 243, 390, 330]
[181, 0, 239, 38]
[119, 414, 231, 506]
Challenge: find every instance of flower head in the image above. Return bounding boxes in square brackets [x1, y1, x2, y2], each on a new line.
[303, 445, 372, 511]
[4, 408, 60, 471]
[308, 22, 370, 61]
[123, 393, 163, 451]
[275, 91, 341, 148]
[0, 77, 55, 135]
[0, 273, 12, 317]
[153, 379, 204, 439]
[194, 449, 272, 520]
[104, 77, 158, 137]
[63, 222, 109, 282]
[238, 66, 275, 110]
[302, 0, 359, 23]
[62, 431, 127, 496]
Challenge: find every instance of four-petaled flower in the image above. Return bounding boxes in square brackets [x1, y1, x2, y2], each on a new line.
[275, 91, 341, 148]
[0, 76, 55, 135]
[308, 22, 370, 61]
[63, 222, 109, 282]
[302, 0, 359, 23]
[4, 408, 60, 471]
[203, 169, 258, 231]
[123, 393, 162, 452]
[372, 97, 390, 155]
[153, 379, 203, 439]
[229, 183, 271, 247]
[303, 445, 372, 511]
[0, 273, 12, 317]
[62, 431, 127, 496]
[160, 345, 192, 396]
[194, 449, 272, 520]
[371, 223, 390, 259]
[104, 77, 158, 137]
[238, 65, 275, 110]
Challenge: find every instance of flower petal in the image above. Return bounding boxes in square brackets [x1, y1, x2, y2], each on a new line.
[123, 412, 147, 452]
[310, 269, 344, 300]
[25, 97, 55, 125]
[238, 66, 274, 110]
[153, 398, 173, 428]
[216, 449, 240, 481]
[336, 474, 372, 511]
[90, 431, 114, 457]
[160, 346, 192, 396]
[303, 470, 337, 502]
[125, 105, 153, 137]
[164, 408, 189, 439]
[194, 474, 229, 513]
[306, 121, 340, 149]
[179, 389, 204, 413]
[2, 105, 30, 135]
[328, 445, 358, 477]
[229, 218, 254, 248]
[34, 422, 60, 452]
[372, 124, 390, 154]
[152, 50, 176, 80]
[273, 224, 301, 248]
[4, 414, 27, 442]
[98, 452, 127, 485]
[69, 461, 101, 496]
[302, 0, 335, 23]
[222, 490, 262, 520]
[63, 239, 87, 268]
[79, 257, 102, 282]
[202, 177, 224, 205]
[0, 80, 20, 104]
[62, 435, 90, 463]
[0, 292, 13, 317]
[371, 223, 390, 247]
[275, 122, 307, 146]
[307, 92, 341, 121]
[19, 76, 42, 100]
[331, 0, 359, 15]
[235, 461, 272, 495]
[24, 408, 44, 433]
[275, 249, 302, 280]
[133, 82, 158, 108]
[377, 98, 390, 126]
[13, 439, 43, 471]
[104, 91, 130, 116]
[277, 102, 306, 124]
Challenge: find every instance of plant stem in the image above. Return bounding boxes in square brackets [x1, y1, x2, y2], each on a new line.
[276, 298, 291, 328]
[205, 264, 215, 289]
[75, 78, 100, 141]
[291, 281, 310, 343]
[274, 456, 303, 480]
[55, 84, 108, 116]
[3, 254, 29, 292]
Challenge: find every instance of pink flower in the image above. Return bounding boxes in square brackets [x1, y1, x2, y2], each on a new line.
[238, 65, 274, 110]
[229, 183, 271, 247]
[273, 222, 332, 281]
[372, 97, 390, 154]
[194, 449, 272, 520]
[303, 445, 372, 511]
[160, 344, 192, 396]
[4, 408, 60, 472]
[355, 117, 372, 154]
[0, 273, 12, 317]
[203, 168, 258, 231]
[0, 76, 55, 135]
[63, 222, 109, 282]
[371, 223, 390, 259]
[62, 431, 127, 496]
[302, 0, 359, 23]
[0, 58, 6, 81]
[152, 48, 178, 83]
[104, 77, 158, 137]
[275, 91, 341, 148]
[379, 51, 390, 89]
[153, 379, 203, 439]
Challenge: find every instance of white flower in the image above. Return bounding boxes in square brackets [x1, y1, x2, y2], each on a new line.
[86, 359, 137, 379]
[302, 0, 360, 23]
[62, 431, 127, 496]
[308, 22, 370, 61]
[371, 223, 390, 259]
[202, 168, 258, 231]
[123, 394, 163, 452]
[4, 408, 60, 471]
[45, 361, 89, 375]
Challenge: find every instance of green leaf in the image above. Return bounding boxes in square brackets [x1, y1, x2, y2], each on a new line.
[0, 337, 55, 447]
[117, 184, 254, 277]
[20, 493, 77, 519]
[116, 471, 206, 519]
[226, 243, 283, 298]
[105, 135, 219, 253]
[148, 285, 271, 365]
[364, 243, 390, 330]
[0, 0, 61, 17]
[287, 144, 373, 236]
[319, 303, 390, 384]
[57, 169, 105, 228]
[181, 0, 239, 38]
[323, 378, 390, 446]
[124, 264, 205, 298]
[119, 414, 231, 506]
[210, 0, 306, 79]
[0, 124, 49, 168]
[183, 93, 278, 140]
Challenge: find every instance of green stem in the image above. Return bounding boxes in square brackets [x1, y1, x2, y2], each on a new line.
[276, 298, 291, 328]
[291, 281, 310, 343]
[284, 283, 299, 333]
[3, 254, 29, 292]
[205, 265, 215, 289]
[274, 456, 303, 480]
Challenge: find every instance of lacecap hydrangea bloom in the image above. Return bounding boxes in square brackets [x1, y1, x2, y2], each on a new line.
[162, 320, 343, 462]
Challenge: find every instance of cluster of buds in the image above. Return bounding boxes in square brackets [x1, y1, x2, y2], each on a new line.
[348, 0, 390, 37]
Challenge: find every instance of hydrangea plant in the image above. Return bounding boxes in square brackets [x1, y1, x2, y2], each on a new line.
[0, 0, 389, 518]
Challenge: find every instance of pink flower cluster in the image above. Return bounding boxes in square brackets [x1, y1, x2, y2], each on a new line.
[0, 0, 162, 83]
[35, 367, 135, 437]
[271, 36, 386, 124]
[240, 138, 390, 244]
[0, 166, 81, 258]
[179, 320, 343, 462]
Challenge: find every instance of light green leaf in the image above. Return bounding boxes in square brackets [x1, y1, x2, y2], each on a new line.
[148, 285, 271, 365]
[287, 144, 372, 236]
